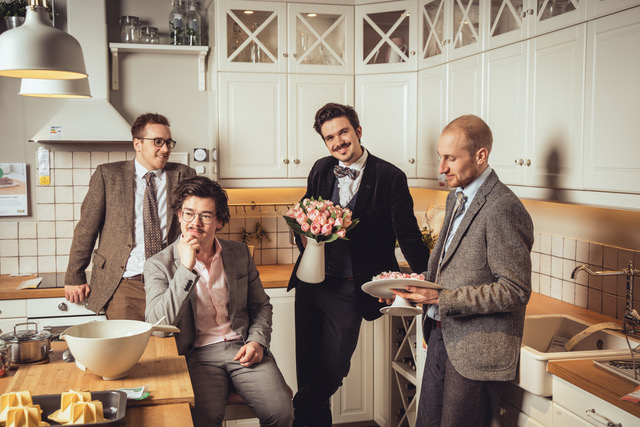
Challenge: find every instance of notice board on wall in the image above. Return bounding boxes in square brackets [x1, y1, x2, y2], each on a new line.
[0, 163, 28, 216]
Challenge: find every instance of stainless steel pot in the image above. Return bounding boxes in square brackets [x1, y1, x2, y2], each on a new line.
[0, 322, 52, 365]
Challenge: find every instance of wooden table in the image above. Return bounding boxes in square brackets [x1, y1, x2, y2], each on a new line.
[0, 336, 194, 426]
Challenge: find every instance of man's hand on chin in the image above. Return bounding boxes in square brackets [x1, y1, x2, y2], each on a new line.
[234, 341, 264, 367]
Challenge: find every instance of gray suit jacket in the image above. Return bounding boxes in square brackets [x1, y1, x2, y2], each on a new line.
[426, 170, 534, 382]
[65, 160, 196, 313]
[144, 238, 273, 357]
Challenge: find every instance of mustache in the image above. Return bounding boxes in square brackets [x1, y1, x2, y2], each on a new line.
[187, 226, 205, 233]
[333, 142, 350, 152]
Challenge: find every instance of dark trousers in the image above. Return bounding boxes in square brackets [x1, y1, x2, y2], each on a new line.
[417, 327, 503, 427]
[292, 276, 363, 427]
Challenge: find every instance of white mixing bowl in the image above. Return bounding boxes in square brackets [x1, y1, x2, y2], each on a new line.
[60, 320, 179, 380]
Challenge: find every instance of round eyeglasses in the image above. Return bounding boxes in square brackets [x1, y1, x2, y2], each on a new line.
[137, 137, 177, 149]
[180, 209, 215, 225]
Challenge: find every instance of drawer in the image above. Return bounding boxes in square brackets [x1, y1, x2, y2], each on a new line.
[26, 298, 94, 318]
[29, 315, 106, 334]
[552, 403, 591, 427]
[0, 300, 27, 319]
[552, 376, 638, 426]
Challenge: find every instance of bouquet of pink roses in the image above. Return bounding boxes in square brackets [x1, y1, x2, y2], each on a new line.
[284, 197, 360, 243]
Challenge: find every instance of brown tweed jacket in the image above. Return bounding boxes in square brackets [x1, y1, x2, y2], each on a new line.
[64, 160, 195, 313]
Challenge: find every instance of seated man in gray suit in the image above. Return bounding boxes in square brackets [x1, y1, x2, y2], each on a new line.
[144, 176, 293, 427]
[393, 115, 534, 427]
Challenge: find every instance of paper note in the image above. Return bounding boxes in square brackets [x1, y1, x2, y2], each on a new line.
[16, 278, 42, 289]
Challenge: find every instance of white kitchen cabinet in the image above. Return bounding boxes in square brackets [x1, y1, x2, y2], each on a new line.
[582, 6, 640, 194]
[552, 376, 639, 426]
[586, 0, 640, 18]
[417, 54, 483, 182]
[331, 319, 374, 424]
[355, 72, 418, 178]
[355, 1, 418, 74]
[218, 72, 353, 182]
[217, 0, 353, 75]
[486, 0, 586, 50]
[265, 288, 297, 394]
[486, 24, 585, 189]
[419, 0, 484, 70]
[0, 299, 27, 336]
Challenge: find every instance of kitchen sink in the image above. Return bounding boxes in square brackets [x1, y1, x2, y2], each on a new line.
[515, 314, 639, 396]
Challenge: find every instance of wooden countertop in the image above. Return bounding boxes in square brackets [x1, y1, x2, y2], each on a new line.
[0, 264, 294, 300]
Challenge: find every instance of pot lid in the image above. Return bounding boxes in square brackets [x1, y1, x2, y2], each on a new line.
[0, 323, 51, 343]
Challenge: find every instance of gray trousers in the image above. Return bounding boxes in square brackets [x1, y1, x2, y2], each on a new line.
[417, 327, 503, 427]
[187, 340, 293, 427]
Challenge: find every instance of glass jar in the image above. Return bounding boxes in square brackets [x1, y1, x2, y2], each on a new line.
[120, 16, 140, 43]
[149, 27, 160, 44]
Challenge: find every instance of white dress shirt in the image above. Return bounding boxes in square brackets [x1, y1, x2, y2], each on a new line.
[336, 148, 368, 207]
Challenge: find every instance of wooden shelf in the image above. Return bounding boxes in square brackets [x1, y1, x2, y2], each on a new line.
[108, 43, 210, 91]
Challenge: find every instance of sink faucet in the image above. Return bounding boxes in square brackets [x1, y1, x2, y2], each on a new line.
[572, 261, 640, 334]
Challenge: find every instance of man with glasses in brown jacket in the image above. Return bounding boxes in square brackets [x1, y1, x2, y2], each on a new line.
[64, 112, 195, 320]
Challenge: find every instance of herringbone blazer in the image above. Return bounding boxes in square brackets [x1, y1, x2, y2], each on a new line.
[425, 170, 534, 381]
[65, 160, 195, 313]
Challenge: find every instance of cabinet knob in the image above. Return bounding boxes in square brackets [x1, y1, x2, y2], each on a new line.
[283, 53, 289, 58]
[410, 50, 416, 56]
[521, 11, 527, 18]
[292, 53, 297, 58]
[293, 159, 300, 164]
[58, 302, 68, 311]
[408, 158, 415, 164]
[282, 159, 290, 164]
[525, 158, 531, 167]
[528, 9, 534, 15]
[515, 158, 524, 166]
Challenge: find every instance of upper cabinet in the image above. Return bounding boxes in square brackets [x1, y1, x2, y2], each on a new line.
[216, 0, 353, 74]
[355, 1, 418, 74]
[587, 0, 640, 18]
[486, 0, 586, 50]
[419, 0, 484, 69]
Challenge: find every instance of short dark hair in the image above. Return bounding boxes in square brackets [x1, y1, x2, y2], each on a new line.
[131, 113, 170, 139]
[443, 114, 493, 155]
[171, 177, 231, 229]
[313, 103, 360, 139]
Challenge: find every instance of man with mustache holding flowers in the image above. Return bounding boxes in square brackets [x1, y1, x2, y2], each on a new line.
[288, 103, 429, 426]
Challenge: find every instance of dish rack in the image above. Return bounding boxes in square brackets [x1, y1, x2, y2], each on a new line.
[593, 336, 640, 385]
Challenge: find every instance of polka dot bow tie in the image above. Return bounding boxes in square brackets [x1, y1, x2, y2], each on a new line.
[334, 165, 359, 180]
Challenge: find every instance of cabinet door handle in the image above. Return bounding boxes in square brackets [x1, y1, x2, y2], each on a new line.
[525, 158, 531, 167]
[408, 158, 415, 164]
[292, 53, 297, 58]
[410, 50, 416, 56]
[585, 409, 621, 427]
[293, 159, 300, 164]
[283, 53, 289, 58]
[521, 11, 527, 18]
[282, 159, 290, 164]
[528, 9, 534, 15]
[58, 302, 68, 311]
[515, 158, 524, 166]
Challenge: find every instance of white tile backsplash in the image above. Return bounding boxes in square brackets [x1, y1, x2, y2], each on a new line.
[37, 222, 56, 239]
[72, 169, 91, 187]
[36, 186, 55, 204]
[54, 152, 73, 168]
[18, 222, 37, 239]
[55, 186, 74, 204]
[91, 152, 109, 168]
[0, 222, 18, 239]
[54, 169, 73, 186]
[72, 152, 91, 168]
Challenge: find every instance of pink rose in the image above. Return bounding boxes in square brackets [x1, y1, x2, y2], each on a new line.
[310, 223, 321, 235]
[334, 217, 343, 228]
[321, 224, 332, 235]
[301, 223, 310, 232]
[296, 213, 308, 225]
[337, 229, 346, 238]
[327, 217, 335, 226]
[317, 215, 326, 226]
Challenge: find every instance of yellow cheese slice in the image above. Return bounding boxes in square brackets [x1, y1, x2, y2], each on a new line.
[47, 391, 92, 424]
[66, 401, 106, 425]
[5, 404, 49, 427]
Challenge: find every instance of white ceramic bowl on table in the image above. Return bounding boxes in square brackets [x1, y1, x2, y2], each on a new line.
[60, 320, 179, 380]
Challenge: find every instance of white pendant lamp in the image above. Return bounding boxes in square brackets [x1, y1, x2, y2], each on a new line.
[0, 0, 87, 79]
[19, 77, 92, 98]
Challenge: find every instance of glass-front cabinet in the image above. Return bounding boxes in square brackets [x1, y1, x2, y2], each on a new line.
[217, 0, 352, 74]
[420, 0, 483, 69]
[487, 0, 586, 49]
[355, 1, 418, 73]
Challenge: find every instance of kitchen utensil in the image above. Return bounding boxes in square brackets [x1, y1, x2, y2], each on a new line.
[0, 322, 52, 365]
[60, 320, 179, 380]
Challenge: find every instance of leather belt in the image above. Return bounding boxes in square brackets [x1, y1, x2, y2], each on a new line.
[124, 274, 144, 282]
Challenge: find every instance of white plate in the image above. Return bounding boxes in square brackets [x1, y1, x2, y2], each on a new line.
[361, 278, 441, 299]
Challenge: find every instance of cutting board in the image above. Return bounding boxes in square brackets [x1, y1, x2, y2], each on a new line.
[6, 356, 194, 407]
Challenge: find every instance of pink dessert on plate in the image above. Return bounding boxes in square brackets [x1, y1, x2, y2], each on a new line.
[372, 271, 425, 281]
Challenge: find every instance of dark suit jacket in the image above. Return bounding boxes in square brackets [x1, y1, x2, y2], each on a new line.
[65, 160, 196, 313]
[288, 151, 429, 320]
[144, 238, 272, 357]
[425, 170, 534, 381]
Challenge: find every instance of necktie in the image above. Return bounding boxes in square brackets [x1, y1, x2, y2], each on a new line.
[434, 191, 466, 284]
[334, 165, 359, 180]
[143, 172, 163, 259]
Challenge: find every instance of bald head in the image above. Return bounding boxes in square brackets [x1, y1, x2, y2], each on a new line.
[442, 115, 493, 157]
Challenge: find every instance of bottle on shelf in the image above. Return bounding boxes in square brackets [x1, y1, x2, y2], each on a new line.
[169, 0, 185, 45]
[249, 22, 261, 63]
[186, 0, 201, 46]
[229, 22, 246, 61]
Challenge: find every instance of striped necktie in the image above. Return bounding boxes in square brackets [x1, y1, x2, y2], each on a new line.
[143, 172, 163, 258]
[435, 191, 466, 284]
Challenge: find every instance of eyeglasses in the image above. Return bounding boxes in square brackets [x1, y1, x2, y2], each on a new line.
[180, 209, 215, 225]
[137, 137, 177, 149]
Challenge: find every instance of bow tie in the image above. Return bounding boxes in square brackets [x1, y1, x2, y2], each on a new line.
[334, 165, 359, 180]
